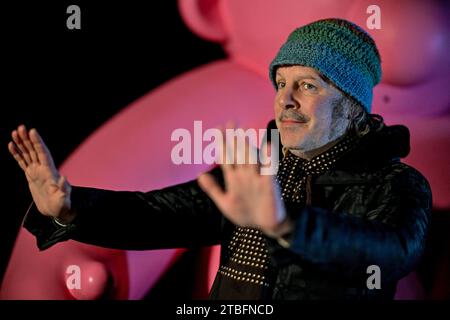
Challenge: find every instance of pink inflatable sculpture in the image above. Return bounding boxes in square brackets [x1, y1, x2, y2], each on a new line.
[2, 0, 449, 299]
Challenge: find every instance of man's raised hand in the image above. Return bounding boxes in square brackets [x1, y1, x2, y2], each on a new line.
[197, 126, 292, 238]
[8, 125, 75, 224]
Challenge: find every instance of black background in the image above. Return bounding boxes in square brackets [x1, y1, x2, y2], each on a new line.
[0, 1, 225, 290]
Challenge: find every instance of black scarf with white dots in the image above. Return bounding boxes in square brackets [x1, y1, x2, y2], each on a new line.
[210, 134, 358, 300]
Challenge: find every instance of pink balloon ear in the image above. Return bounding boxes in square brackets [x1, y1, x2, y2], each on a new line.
[178, 0, 228, 43]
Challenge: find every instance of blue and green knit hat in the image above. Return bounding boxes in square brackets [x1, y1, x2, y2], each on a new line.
[269, 18, 382, 113]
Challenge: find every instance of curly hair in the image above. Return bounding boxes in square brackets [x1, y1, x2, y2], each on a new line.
[345, 94, 385, 137]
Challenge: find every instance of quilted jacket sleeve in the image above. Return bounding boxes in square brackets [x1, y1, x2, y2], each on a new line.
[266, 166, 432, 283]
[23, 167, 225, 251]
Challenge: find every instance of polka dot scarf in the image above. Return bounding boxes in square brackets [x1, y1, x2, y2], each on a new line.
[211, 134, 358, 299]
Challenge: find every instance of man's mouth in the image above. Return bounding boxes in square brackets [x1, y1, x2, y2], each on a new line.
[280, 118, 307, 126]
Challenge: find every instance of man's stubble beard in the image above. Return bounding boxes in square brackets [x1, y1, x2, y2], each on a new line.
[286, 95, 350, 159]
[328, 95, 350, 141]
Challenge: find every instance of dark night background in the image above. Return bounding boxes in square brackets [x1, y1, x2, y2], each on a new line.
[1, 1, 449, 300]
[0, 1, 225, 296]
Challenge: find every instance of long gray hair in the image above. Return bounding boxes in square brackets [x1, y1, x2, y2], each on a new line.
[345, 94, 385, 137]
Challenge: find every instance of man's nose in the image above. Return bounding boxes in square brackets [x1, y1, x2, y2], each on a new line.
[278, 87, 298, 110]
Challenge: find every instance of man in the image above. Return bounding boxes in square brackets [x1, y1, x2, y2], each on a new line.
[8, 18, 431, 300]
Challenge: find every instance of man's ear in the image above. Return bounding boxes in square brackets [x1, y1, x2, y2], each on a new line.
[177, 0, 228, 43]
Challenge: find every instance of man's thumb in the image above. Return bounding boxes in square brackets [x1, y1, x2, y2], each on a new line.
[58, 175, 70, 192]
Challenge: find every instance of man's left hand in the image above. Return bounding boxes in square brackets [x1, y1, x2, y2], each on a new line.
[197, 131, 292, 238]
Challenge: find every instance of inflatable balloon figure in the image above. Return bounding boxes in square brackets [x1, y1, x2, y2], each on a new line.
[1, 0, 449, 299]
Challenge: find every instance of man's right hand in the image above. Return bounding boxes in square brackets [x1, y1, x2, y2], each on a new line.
[8, 125, 75, 224]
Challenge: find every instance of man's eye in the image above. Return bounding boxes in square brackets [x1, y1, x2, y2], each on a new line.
[301, 82, 317, 91]
[276, 81, 285, 89]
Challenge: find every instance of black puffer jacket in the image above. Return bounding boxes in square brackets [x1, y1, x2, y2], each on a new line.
[24, 123, 432, 300]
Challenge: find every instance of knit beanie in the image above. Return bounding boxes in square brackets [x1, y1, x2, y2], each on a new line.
[269, 18, 381, 113]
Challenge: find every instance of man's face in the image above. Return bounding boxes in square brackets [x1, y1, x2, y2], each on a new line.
[274, 65, 350, 153]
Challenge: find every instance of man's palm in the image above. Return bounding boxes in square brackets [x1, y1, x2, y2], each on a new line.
[8, 125, 72, 221]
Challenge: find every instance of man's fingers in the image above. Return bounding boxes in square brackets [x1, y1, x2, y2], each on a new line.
[259, 141, 272, 167]
[223, 128, 236, 169]
[29, 128, 54, 167]
[211, 129, 237, 192]
[243, 137, 259, 173]
[8, 141, 28, 171]
[198, 173, 227, 209]
[12, 129, 31, 165]
[18, 125, 39, 164]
